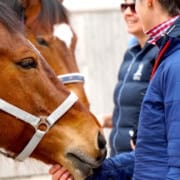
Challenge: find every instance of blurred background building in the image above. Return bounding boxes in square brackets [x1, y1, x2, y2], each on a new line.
[64, 0, 128, 117]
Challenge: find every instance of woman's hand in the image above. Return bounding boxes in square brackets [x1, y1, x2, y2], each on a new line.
[99, 113, 112, 128]
[49, 164, 74, 180]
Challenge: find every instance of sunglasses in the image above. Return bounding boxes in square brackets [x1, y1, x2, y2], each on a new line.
[120, 3, 136, 13]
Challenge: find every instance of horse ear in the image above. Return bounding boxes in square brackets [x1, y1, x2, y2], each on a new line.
[17, 0, 42, 24]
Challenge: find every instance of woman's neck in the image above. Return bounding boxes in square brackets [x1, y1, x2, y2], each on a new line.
[136, 34, 148, 48]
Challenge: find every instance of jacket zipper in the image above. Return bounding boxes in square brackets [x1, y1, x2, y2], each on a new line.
[112, 51, 137, 154]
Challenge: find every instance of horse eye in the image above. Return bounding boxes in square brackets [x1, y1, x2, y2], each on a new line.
[37, 37, 49, 46]
[16, 58, 37, 69]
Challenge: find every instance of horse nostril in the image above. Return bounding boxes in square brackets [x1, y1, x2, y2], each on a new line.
[97, 132, 106, 150]
[96, 148, 107, 162]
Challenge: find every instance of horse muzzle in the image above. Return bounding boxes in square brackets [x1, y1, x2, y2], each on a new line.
[66, 147, 107, 179]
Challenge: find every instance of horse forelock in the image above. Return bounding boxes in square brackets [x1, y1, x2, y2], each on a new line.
[0, 0, 24, 21]
[0, 1, 23, 34]
[39, 0, 69, 28]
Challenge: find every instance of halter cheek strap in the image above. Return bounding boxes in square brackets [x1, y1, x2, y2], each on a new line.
[0, 92, 78, 161]
[58, 73, 85, 84]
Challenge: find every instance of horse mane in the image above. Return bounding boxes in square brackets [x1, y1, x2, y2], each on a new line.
[0, 1, 23, 33]
[0, 0, 71, 36]
[0, 0, 24, 21]
[0, 0, 70, 27]
[39, 0, 70, 26]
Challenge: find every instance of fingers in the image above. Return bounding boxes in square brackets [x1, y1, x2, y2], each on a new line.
[49, 164, 62, 174]
[49, 164, 74, 180]
[52, 168, 70, 180]
[101, 114, 112, 128]
[130, 139, 136, 150]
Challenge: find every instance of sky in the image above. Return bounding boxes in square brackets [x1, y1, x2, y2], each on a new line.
[63, 0, 120, 11]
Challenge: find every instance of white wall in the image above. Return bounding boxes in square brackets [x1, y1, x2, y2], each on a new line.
[69, 9, 128, 118]
[63, 0, 120, 11]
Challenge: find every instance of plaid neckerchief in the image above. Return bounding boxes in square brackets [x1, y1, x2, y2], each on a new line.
[146, 15, 180, 45]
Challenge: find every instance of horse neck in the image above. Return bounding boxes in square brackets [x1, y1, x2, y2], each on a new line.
[54, 50, 90, 109]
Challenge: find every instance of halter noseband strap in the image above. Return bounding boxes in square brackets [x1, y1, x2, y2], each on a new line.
[0, 92, 78, 161]
[58, 73, 85, 84]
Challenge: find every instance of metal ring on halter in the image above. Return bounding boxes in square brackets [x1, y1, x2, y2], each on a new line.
[35, 116, 50, 132]
[0, 92, 78, 161]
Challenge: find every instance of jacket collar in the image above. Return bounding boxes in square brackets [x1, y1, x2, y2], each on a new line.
[156, 17, 180, 48]
[165, 17, 180, 38]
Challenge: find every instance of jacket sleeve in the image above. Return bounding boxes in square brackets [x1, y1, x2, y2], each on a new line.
[163, 60, 180, 179]
[86, 151, 134, 180]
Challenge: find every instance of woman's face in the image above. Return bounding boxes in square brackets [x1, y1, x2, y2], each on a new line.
[121, 0, 144, 36]
[135, 0, 152, 32]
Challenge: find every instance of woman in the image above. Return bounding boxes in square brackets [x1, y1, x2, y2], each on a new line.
[106, 0, 157, 157]
[133, 0, 180, 179]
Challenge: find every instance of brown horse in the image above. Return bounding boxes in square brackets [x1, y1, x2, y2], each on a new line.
[1, 0, 90, 108]
[0, 3, 106, 180]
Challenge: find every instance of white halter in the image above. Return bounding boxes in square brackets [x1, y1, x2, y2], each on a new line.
[0, 92, 78, 161]
[58, 73, 85, 84]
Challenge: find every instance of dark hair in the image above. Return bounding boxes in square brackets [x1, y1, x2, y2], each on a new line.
[158, 0, 180, 16]
[0, 0, 69, 29]
[0, 1, 23, 33]
[0, 0, 24, 20]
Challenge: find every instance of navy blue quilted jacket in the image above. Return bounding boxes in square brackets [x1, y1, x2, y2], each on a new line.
[110, 41, 158, 156]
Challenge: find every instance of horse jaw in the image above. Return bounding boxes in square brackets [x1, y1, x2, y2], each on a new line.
[31, 116, 106, 180]
[54, 149, 106, 180]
